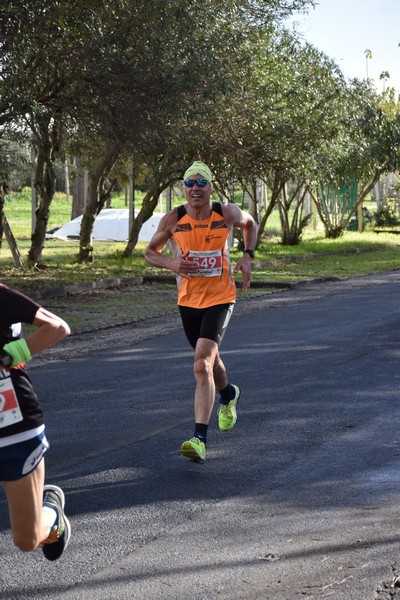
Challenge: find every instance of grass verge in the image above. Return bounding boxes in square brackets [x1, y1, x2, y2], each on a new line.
[1, 190, 400, 292]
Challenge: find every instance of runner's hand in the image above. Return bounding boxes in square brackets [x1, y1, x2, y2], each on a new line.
[234, 255, 252, 291]
[172, 252, 198, 280]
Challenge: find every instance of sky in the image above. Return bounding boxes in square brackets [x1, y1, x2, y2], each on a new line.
[286, 0, 400, 93]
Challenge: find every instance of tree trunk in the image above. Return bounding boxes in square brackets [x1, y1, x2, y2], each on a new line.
[236, 179, 258, 251]
[27, 146, 56, 267]
[64, 156, 70, 203]
[165, 185, 172, 212]
[0, 185, 5, 249]
[311, 171, 382, 237]
[71, 173, 85, 219]
[1, 181, 23, 267]
[255, 175, 282, 246]
[77, 143, 119, 263]
[279, 181, 309, 246]
[340, 173, 381, 230]
[123, 181, 165, 256]
[2, 215, 24, 268]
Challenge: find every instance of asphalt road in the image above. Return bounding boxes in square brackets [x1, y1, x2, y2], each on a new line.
[1, 271, 400, 600]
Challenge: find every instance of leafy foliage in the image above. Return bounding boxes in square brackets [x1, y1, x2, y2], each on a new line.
[1, 0, 399, 262]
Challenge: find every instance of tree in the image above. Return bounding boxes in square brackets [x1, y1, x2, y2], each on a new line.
[0, 138, 28, 263]
[264, 40, 347, 244]
[1, 0, 316, 264]
[74, 0, 316, 260]
[309, 81, 400, 238]
[379, 71, 391, 93]
[365, 48, 373, 82]
[0, 1, 115, 265]
[185, 28, 347, 245]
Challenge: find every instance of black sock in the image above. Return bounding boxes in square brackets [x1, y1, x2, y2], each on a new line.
[219, 383, 235, 404]
[194, 423, 208, 444]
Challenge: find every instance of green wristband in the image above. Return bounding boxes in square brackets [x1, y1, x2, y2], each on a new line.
[3, 339, 32, 366]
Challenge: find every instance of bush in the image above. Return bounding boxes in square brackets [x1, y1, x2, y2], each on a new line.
[375, 200, 400, 226]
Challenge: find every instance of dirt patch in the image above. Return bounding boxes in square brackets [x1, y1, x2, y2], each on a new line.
[39, 281, 280, 334]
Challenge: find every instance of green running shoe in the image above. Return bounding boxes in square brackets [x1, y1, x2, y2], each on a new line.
[180, 437, 206, 463]
[218, 385, 241, 432]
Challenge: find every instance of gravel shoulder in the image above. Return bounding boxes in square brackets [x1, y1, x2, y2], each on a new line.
[29, 270, 400, 367]
[30, 281, 281, 365]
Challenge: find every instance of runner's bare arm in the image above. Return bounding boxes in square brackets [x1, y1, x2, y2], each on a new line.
[144, 212, 199, 279]
[26, 308, 71, 356]
[1, 307, 70, 367]
[222, 204, 257, 291]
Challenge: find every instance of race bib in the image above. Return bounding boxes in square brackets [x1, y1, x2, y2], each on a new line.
[0, 372, 23, 428]
[187, 250, 222, 277]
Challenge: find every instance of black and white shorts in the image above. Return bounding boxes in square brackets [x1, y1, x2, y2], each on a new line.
[0, 428, 49, 481]
[178, 303, 234, 349]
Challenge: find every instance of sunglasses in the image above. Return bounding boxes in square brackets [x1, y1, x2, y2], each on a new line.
[184, 178, 208, 188]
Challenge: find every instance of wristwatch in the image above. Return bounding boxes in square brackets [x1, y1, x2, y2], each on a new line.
[0, 349, 13, 368]
[243, 249, 255, 259]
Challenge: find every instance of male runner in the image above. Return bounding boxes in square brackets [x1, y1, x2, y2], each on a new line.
[145, 161, 257, 463]
[0, 283, 71, 560]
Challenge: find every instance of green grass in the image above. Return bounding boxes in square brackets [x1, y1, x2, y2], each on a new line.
[1, 188, 400, 292]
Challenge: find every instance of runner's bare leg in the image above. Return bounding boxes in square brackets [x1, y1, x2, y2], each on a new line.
[2, 459, 54, 551]
[193, 338, 220, 423]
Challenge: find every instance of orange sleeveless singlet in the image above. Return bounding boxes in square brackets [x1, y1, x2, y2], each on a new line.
[170, 203, 236, 308]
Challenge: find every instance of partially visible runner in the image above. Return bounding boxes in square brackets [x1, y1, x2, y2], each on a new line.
[145, 161, 257, 464]
[0, 283, 71, 560]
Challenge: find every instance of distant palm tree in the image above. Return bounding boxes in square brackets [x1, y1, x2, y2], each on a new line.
[379, 70, 390, 92]
[364, 48, 372, 81]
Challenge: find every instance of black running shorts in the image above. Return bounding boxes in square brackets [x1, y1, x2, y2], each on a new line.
[178, 303, 234, 349]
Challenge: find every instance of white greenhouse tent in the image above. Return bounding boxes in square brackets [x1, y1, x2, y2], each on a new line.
[47, 209, 163, 242]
